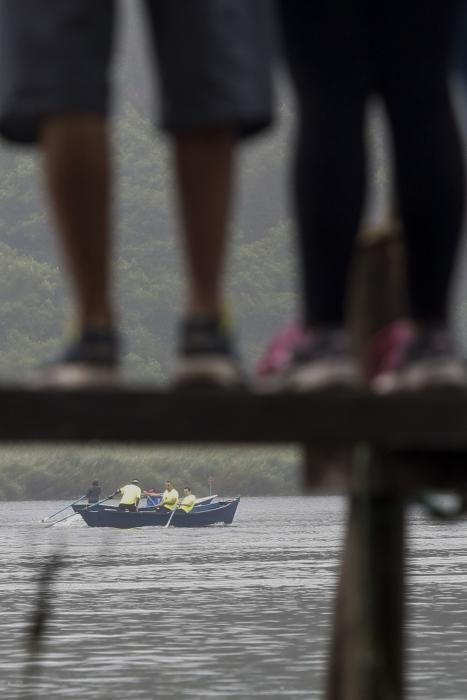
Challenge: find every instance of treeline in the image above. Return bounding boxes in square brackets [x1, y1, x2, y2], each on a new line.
[0, 446, 300, 500]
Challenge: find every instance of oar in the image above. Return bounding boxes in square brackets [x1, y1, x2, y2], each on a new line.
[164, 506, 179, 529]
[46, 494, 115, 527]
[40, 495, 87, 523]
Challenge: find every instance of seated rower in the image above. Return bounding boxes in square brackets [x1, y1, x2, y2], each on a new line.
[114, 479, 141, 512]
[86, 479, 101, 504]
[178, 487, 196, 514]
[156, 480, 179, 512]
[143, 488, 161, 507]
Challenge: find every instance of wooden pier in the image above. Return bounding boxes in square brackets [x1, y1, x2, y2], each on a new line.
[6, 384, 467, 699]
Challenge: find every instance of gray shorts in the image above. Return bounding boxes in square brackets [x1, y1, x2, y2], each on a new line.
[0, 0, 274, 143]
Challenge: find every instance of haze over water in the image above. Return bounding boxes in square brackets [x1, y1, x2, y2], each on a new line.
[0, 497, 466, 699]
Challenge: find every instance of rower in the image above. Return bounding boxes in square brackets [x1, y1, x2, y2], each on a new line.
[143, 487, 162, 507]
[86, 479, 101, 504]
[179, 487, 196, 513]
[114, 479, 141, 512]
[157, 480, 179, 512]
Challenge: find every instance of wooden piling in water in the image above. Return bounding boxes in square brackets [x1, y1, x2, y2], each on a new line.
[326, 448, 405, 700]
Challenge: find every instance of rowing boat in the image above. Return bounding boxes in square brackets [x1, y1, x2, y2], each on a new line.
[73, 497, 240, 528]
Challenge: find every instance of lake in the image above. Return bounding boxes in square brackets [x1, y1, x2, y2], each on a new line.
[0, 497, 466, 699]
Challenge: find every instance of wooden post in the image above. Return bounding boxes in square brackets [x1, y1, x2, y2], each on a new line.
[326, 219, 408, 699]
[348, 223, 407, 351]
[327, 447, 405, 700]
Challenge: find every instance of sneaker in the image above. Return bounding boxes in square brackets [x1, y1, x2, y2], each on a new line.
[368, 321, 467, 393]
[256, 323, 305, 378]
[31, 327, 119, 388]
[174, 316, 244, 390]
[284, 327, 361, 392]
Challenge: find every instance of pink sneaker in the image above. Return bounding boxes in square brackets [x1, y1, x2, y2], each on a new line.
[256, 323, 305, 377]
[257, 324, 360, 391]
[367, 320, 467, 393]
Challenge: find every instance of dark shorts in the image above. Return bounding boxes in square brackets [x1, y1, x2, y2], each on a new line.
[118, 503, 137, 512]
[0, 0, 274, 143]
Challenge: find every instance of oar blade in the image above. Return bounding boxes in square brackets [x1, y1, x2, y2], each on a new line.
[39, 495, 86, 524]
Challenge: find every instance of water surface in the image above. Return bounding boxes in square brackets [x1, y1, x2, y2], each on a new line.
[0, 497, 466, 699]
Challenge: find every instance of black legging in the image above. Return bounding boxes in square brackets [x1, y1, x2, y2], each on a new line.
[279, 0, 465, 326]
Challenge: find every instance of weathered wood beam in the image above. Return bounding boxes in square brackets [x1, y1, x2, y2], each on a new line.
[1, 387, 467, 453]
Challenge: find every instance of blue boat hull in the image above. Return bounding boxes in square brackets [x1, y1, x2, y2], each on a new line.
[73, 494, 216, 514]
[75, 498, 240, 528]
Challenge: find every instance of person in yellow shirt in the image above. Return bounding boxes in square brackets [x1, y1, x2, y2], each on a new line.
[178, 487, 196, 514]
[156, 481, 179, 512]
[114, 479, 141, 512]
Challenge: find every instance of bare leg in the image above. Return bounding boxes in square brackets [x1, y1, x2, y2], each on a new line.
[172, 128, 242, 387]
[173, 128, 235, 317]
[41, 115, 114, 329]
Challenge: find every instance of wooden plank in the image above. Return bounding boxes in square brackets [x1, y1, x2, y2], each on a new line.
[1, 387, 467, 449]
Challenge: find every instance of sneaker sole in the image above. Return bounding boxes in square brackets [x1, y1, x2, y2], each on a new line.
[286, 362, 361, 393]
[174, 357, 245, 391]
[372, 361, 467, 394]
[29, 365, 120, 389]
